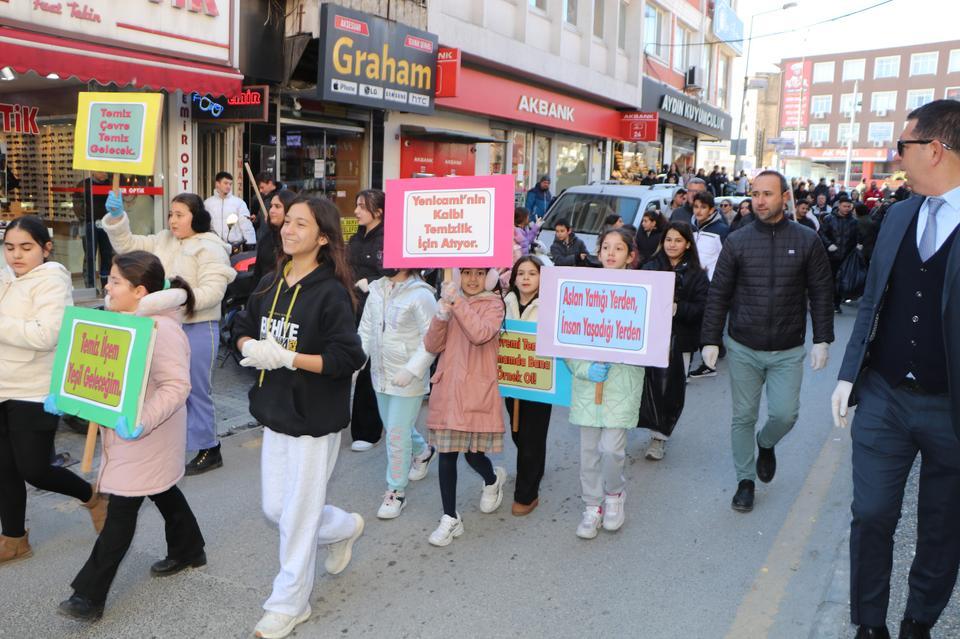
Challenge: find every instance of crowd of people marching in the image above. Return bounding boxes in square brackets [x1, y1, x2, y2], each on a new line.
[2, 99, 959, 639]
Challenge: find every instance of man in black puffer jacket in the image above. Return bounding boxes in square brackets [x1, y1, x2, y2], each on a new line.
[700, 171, 834, 514]
[819, 195, 860, 312]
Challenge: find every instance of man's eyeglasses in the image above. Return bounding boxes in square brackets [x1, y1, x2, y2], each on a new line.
[897, 139, 955, 157]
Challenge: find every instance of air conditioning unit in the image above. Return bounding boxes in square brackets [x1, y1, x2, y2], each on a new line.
[813, 141, 823, 147]
[876, 110, 888, 117]
[685, 66, 704, 90]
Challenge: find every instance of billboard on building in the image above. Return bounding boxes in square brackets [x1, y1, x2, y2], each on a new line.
[712, 0, 744, 55]
[780, 60, 811, 130]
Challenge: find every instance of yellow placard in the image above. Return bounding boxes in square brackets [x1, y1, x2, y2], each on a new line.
[73, 92, 164, 176]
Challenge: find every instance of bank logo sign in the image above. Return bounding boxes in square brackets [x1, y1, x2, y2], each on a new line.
[319, 5, 438, 115]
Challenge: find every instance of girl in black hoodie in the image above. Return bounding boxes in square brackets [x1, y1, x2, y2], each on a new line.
[235, 196, 366, 639]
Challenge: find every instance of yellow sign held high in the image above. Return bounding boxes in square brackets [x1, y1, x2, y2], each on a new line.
[73, 92, 164, 176]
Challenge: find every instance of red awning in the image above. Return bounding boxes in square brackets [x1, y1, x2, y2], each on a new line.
[0, 26, 243, 96]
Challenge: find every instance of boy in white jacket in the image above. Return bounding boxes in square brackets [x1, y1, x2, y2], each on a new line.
[357, 270, 438, 519]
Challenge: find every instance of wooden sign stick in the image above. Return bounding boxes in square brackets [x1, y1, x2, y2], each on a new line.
[512, 398, 520, 433]
[112, 172, 121, 197]
[81, 422, 98, 473]
[595, 382, 604, 405]
[244, 161, 268, 222]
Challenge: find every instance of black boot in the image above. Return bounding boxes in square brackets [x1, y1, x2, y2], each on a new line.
[855, 626, 890, 639]
[185, 444, 223, 476]
[898, 619, 931, 639]
[756, 435, 777, 483]
[150, 552, 207, 577]
[731, 480, 755, 513]
[58, 594, 104, 621]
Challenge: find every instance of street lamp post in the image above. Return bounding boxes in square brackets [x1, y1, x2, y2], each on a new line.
[733, 2, 798, 175]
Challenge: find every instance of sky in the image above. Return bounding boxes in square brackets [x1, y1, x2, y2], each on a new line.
[734, 0, 960, 76]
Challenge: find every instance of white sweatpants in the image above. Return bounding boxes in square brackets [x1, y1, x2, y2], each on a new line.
[261, 428, 357, 616]
[579, 427, 628, 508]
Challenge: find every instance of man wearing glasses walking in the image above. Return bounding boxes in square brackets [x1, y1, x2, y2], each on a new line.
[832, 100, 960, 639]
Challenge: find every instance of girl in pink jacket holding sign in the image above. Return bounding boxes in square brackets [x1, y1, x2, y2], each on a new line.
[59, 251, 206, 622]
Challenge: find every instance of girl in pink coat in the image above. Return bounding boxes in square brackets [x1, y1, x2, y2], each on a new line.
[59, 251, 205, 622]
[423, 268, 507, 547]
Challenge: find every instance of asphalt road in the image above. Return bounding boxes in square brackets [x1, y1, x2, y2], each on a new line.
[2, 308, 956, 638]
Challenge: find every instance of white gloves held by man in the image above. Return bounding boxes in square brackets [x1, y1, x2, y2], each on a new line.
[831, 381, 854, 428]
[810, 342, 829, 370]
[391, 369, 416, 388]
[240, 334, 296, 371]
[702, 345, 719, 369]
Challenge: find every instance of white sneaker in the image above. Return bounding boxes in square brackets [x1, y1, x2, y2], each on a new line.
[576, 507, 603, 539]
[602, 492, 625, 531]
[254, 607, 311, 639]
[377, 491, 405, 519]
[351, 440, 375, 452]
[479, 467, 507, 513]
[645, 438, 666, 461]
[428, 513, 464, 547]
[408, 445, 436, 481]
[324, 513, 364, 575]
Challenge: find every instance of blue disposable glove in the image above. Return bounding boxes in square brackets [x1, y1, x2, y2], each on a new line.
[43, 395, 64, 416]
[587, 362, 611, 383]
[105, 191, 125, 217]
[114, 415, 144, 441]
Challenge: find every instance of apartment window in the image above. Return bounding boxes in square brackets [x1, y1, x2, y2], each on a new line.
[842, 59, 865, 81]
[717, 56, 729, 109]
[867, 122, 894, 143]
[838, 123, 861, 144]
[673, 26, 688, 72]
[644, 4, 666, 59]
[592, 0, 604, 37]
[812, 61, 835, 83]
[563, 0, 578, 25]
[906, 89, 935, 109]
[617, 1, 628, 49]
[529, 0, 547, 9]
[810, 95, 832, 115]
[910, 52, 938, 76]
[873, 55, 900, 79]
[947, 87, 960, 101]
[870, 91, 897, 114]
[808, 124, 830, 143]
[949, 50, 960, 73]
[840, 92, 863, 114]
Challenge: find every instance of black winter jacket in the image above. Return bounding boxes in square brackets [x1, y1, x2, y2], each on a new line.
[819, 212, 859, 262]
[701, 217, 835, 351]
[643, 252, 710, 353]
[550, 233, 589, 266]
[347, 223, 384, 318]
[236, 263, 366, 438]
[636, 229, 663, 265]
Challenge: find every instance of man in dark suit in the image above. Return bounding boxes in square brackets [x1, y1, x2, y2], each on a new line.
[832, 100, 960, 639]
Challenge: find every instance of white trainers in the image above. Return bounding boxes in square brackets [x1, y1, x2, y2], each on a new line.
[377, 491, 406, 519]
[479, 467, 507, 513]
[428, 513, 464, 547]
[645, 438, 666, 461]
[350, 440, 375, 452]
[408, 445, 436, 481]
[602, 492, 625, 531]
[254, 607, 311, 639]
[324, 513, 364, 575]
[576, 506, 603, 539]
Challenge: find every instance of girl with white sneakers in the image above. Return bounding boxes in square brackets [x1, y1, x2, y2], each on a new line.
[566, 229, 645, 540]
[235, 197, 367, 639]
[423, 268, 507, 546]
[357, 269, 438, 519]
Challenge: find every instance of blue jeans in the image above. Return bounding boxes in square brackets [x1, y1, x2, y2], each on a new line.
[184, 321, 219, 451]
[374, 392, 427, 492]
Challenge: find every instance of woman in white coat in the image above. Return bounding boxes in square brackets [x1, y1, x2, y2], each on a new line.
[101, 192, 236, 475]
[357, 269, 438, 519]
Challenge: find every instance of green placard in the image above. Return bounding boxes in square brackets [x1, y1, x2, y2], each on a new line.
[47, 307, 157, 429]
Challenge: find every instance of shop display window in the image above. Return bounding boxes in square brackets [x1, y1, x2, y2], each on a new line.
[272, 128, 363, 218]
[555, 140, 590, 193]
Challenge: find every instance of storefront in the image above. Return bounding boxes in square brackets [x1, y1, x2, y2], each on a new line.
[0, 2, 242, 290]
[798, 147, 897, 187]
[639, 78, 732, 172]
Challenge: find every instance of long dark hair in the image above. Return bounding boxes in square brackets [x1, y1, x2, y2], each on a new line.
[113, 250, 195, 317]
[657, 222, 702, 273]
[5, 215, 52, 257]
[508, 255, 543, 300]
[171, 193, 211, 233]
[597, 227, 638, 257]
[281, 196, 357, 311]
[270, 190, 297, 228]
[357, 189, 385, 222]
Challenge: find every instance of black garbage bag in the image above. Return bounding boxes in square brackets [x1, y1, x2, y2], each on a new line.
[637, 341, 687, 437]
[836, 249, 868, 300]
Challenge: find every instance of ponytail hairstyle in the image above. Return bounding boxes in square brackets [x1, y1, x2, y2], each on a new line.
[6, 215, 52, 259]
[112, 250, 196, 318]
[285, 196, 357, 311]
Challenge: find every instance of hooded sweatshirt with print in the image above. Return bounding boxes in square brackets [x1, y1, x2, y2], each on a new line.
[0, 262, 73, 402]
[235, 263, 366, 438]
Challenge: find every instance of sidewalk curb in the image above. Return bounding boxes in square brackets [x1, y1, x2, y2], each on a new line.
[809, 528, 852, 639]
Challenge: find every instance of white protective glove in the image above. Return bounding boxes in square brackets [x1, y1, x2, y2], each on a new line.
[263, 333, 297, 370]
[441, 281, 459, 305]
[240, 335, 296, 370]
[810, 342, 829, 371]
[702, 345, 719, 369]
[435, 300, 452, 321]
[391, 368, 416, 388]
[828, 244, 838, 253]
[856, 244, 863, 251]
[831, 381, 854, 428]
[355, 278, 370, 294]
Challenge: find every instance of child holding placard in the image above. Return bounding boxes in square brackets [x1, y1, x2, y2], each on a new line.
[566, 228, 645, 540]
[0, 216, 106, 566]
[423, 268, 507, 547]
[59, 251, 205, 621]
[504, 256, 552, 516]
[357, 268, 438, 519]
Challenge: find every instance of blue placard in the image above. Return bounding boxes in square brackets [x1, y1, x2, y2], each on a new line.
[713, 0, 744, 55]
[498, 319, 571, 406]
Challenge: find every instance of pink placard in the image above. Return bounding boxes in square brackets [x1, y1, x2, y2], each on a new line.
[383, 174, 515, 268]
[536, 267, 676, 367]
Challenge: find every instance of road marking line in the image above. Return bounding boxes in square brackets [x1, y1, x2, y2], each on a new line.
[724, 431, 849, 639]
